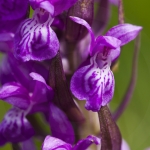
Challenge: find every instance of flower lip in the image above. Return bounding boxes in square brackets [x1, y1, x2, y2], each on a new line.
[14, 8, 59, 62]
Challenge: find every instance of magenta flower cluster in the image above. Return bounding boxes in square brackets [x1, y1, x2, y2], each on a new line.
[0, 0, 142, 149]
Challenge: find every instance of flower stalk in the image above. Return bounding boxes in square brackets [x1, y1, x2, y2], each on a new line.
[98, 105, 122, 150]
[118, 0, 124, 24]
[48, 51, 84, 123]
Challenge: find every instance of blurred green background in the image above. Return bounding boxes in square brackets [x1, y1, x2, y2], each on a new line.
[0, 0, 150, 149]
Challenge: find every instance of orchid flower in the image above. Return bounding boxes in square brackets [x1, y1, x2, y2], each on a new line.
[14, 0, 77, 61]
[42, 135, 100, 150]
[70, 16, 142, 111]
[0, 72, 53, 145]
[0, 70, 75, 145]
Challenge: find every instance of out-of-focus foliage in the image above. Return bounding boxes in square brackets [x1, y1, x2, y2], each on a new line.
[109, 0, 150, 150]
[0, 0, 150, 149]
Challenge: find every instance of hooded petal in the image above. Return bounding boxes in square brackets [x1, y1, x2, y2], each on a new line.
[49, 104, 75, 144]
[105, 24, 142, 46]
[14, 9, 59, 61]
[71, 55, 114, 111]
[0, 107, 35, 143]
[42, 136, 72, 150]
[92, 36, 121, 56]
[30, 0, 77, 17]
[0, 82, 30, 109]
[73, 135, 100, 150]
[95, 36, 121, 49]
[30, 0, 54, 16]
[69, 16, 95, 55]
[30, 72, 54, 103]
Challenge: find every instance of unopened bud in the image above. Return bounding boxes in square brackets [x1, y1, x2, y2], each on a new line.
[65, 0, 94, 43]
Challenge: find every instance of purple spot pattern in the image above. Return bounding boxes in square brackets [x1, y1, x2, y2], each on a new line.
[71, 53, 114, 111]
[14, 12, 59, 61]
[0, 107, 34, 143]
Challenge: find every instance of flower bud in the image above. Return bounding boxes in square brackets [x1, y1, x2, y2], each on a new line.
[65, 0, 94, 43]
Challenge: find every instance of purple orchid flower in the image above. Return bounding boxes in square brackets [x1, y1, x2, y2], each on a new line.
[70, 16, 142, 111]
[42, 135, 100, 150]
[0, 72, 53, 145]
[0, 70, 75, 145]
[14, 8, 59, 62]
[14, 0, 77, 62]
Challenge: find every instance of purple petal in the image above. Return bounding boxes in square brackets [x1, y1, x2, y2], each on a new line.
[0, 132, 7, 146]
[0, 33, 14, 41]
[71, 56, 114, 111]
[0, 0, 29, 21]
[95, 36, 121, 49]
[30, 72, 54, 103]
[42, 135, 72, 150]
[0, 55, 16, 85]
[8, 54, 33, 90]
[0, 41, 13, 53]
[101, 70, 114, 106]
[30, 0, 77, 17]
[0, 82, 30, 109]
[30, 72, 51, 90]
[14, 10, 59, 62]
[73, 135, 101, 150]
[0, 0, 29, 34]
[49, 104, 75, 144]
[0, 107, 35, 143]
[30, 0, 54, 16]
[69, 16, 95, 55]
[52, 16, 64, 30]
[71, 62, 103, 111]
[29, 102, 49, 114]
[92, 36, 121, 56]
[121, 139, 130, 150]
[105, 24, 142, 46]
[109, 47, 121, 62]
[22, 138, 36, 150]
[8, 54, 49, 91]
